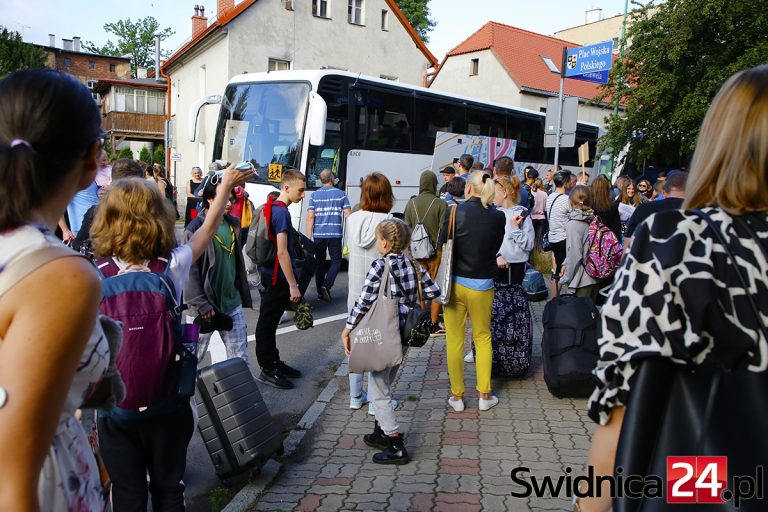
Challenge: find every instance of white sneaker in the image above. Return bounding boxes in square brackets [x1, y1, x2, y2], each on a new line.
[448, 396, 465, 412]
[463, 351, 474, 363]
[349, 391, 368, 410]
[479, 395, 499, 411]
[367, 399, 398, 415]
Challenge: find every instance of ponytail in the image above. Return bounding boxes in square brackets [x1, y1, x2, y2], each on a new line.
[467, 170, 495, 208]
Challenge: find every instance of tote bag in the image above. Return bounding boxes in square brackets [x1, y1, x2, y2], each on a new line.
[435, 205, 457, 305]
[348, 261, 404, 373]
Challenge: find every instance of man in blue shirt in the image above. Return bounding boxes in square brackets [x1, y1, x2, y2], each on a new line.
[305, 169, 351, 302]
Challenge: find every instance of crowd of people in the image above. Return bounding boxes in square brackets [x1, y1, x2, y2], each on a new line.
[1, 64, 766, 510]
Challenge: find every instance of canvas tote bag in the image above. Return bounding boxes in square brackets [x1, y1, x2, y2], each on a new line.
[435, 205, 457, 305]
[348, 260, 404, 373]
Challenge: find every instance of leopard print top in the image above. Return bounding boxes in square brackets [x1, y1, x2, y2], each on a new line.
[588, 206, 768, 425]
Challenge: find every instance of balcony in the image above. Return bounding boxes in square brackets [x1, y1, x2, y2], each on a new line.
[103, 111, 164, 141]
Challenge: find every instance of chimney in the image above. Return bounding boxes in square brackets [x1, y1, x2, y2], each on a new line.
[62, 38, 73, 51]
[585, 8, 602, 24]
[73, 36, 81, 52]
[192, 5, 208, 38]
[48, 33, 55, 47]
[217, 0, 234, 18]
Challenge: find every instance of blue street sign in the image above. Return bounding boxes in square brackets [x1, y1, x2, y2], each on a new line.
[570, 70, 610, 84]
[565, 40, 614, 78]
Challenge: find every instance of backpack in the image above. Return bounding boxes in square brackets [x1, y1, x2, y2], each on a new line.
[409, 198, 437, 260]
[96, 257, 196, 416]
[582, 216, 623, 279]
[522, 265, 548, 302]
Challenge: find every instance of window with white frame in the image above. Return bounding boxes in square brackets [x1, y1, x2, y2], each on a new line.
[268, 58, 291, 72]
[113, 87, 165, 115]
[348, 0, 363, 25]
[87, 80, 97, 90]
[313, 0, 329, 17]
[381, 9, 389, 31]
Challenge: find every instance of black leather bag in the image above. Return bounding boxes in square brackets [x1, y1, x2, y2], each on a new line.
[400, 258, 432, 348]
[613, 212, 768, 512]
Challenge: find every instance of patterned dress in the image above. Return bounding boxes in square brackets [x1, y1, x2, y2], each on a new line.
[0, 225, 109, 511]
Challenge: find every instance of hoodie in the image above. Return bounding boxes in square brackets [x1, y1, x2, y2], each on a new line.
[404, 171, 447, 246]
[497, 205, 535, 265]
[562, 208, 599, 290]
[344, 209, 392, 310]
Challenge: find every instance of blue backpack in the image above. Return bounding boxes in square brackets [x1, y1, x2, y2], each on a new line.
[522, 266, 548, 302]
[96, 257, 196, 418]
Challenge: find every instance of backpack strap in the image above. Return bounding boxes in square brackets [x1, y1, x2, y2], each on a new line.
[95, 257, 120, 279]
[0, 245, 81, 297]
[264, 197, 288, 286]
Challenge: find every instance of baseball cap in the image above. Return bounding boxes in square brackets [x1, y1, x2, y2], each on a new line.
[440, 166, 456, 174]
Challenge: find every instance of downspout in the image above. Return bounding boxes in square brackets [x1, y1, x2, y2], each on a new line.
[157, 34, 172, 172]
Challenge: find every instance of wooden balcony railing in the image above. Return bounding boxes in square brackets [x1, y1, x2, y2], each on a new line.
[103, 111, 164, 136]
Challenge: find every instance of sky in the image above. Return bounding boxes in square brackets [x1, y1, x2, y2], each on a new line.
[1, 0, 628, 62]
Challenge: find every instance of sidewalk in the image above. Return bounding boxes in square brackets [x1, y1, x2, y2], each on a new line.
[248, 301, 594, 512]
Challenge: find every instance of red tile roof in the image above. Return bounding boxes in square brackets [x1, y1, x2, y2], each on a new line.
[162, 0, 436, 72]
[437, 21, 607, 102]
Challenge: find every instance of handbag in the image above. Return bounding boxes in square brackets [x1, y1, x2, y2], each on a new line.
[541, 193, 564, 252]
[400, 258, 432, 348]
[613, 212, 768, 512]
[434, 205, 457, 305]
[348, 260, 404, 373]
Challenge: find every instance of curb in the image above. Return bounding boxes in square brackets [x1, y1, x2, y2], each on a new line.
[221, 357, 349, 512]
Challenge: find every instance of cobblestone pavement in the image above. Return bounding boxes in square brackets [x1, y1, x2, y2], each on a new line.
[253, 301, 594, 512]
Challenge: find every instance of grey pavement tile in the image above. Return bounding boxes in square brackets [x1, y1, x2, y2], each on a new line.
[387, 492, 414, 511]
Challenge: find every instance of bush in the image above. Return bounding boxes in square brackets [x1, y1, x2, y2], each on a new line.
[153, 144, 165, 165]
[139, 146, 152, 164]
[117, 147, 134, 160]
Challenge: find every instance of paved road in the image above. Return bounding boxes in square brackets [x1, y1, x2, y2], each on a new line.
[184, 268, 352, 511]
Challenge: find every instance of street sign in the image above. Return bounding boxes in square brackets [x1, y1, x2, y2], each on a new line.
[570, 70, 610, 84]
[170, 152, 182, 161]
[543, 97, 578, 148]
[565, 40, 613, 78]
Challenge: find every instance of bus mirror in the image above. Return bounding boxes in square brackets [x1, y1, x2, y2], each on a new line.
[188, 94, 222, 142]
[308, 92, 327, 146]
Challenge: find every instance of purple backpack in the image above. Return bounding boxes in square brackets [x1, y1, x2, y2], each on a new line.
[96, 257, 188, 412]
[583, 216, 623, 280]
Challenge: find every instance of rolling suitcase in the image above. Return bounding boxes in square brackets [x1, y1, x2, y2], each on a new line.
[196, 358, 283, 483]
[541, 293, 599, 398]
[490, 283, 533, 378]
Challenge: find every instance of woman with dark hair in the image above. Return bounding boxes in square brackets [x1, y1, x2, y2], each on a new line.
[344, 172, 395, 413]
[444, 176, 466, 206]
[0, 69, 109, 510]
[581, 66, 768, 511]
[590, 175, 621, 238]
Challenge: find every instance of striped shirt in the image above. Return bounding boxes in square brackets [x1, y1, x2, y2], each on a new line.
[307, 185, 351, 238]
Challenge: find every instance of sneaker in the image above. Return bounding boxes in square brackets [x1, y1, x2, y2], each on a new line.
[349, 391, 368, 410]
[257, 368, 294, 389]
[429, 323, 446, 337]
[448, 396, 465, 412]
[367, 399, 398, 416]
[318, 285, 332, 303]
[479, 395, 499, 411]
[275, 360, 302, 379]
[464, 351, 474, 363]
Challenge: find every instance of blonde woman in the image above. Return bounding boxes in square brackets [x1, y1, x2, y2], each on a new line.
[438, 171, 505, 412]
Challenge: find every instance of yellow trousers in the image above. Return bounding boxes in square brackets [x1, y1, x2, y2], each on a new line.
[444, 283, 494, 396]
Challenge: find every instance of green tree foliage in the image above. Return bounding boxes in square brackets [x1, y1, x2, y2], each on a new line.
[599, 0, 768, 167]
[153, 144, 165, 165]
[394, 0, 436, 43]
[139, 146, 152, 164]
[0, 26, 45, 78]
[117, 146, 134, 160]
[82, 17, 174, 77]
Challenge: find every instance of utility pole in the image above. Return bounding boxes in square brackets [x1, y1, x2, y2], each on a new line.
[608, 0, 630, 180]
[553, 47, 568, 172]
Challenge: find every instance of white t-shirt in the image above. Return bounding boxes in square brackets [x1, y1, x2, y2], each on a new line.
[113, 244, 193, 305]
[546, 192, 571, 243]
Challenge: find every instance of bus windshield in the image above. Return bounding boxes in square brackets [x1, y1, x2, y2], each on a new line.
[213, 82, 310, 177]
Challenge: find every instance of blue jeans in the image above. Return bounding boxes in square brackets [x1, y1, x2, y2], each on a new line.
[313, 237, 343, 291]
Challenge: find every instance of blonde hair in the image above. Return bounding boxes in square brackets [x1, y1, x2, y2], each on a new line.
[495, 176, 520, 205]
[91, 178, 177, 263]
[375, 218, 411, 254]
[466, 170, 495, 208]
[685, 65, 768, 214]
[152, 163, 166, 180]
[532, 178, 545, 192]
[569, 184, 592, 213]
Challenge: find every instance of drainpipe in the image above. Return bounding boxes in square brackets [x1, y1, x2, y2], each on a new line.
[157, 34, 172, 171]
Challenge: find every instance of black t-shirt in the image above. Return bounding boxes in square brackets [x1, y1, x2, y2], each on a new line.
[625, 197, 684, 238]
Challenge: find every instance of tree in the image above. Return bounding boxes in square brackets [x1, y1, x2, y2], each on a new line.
[118, 146, 134, 160]
[394, 0, 436, 43]
[82, 17, 175, 78]
[599, 0, 768, 167]
[0, 26, 45, 78]
[139, 146, 152, 164]
[153, 144, 165, 166]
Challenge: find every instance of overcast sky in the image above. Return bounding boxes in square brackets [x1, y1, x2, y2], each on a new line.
[1, 0, 628, 61]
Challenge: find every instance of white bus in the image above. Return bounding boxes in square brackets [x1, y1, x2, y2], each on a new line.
[189, 69, 600, 229]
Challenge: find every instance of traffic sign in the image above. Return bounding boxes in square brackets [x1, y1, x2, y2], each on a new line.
[565, 40, 613, 78]
[570, 70, 610, 84]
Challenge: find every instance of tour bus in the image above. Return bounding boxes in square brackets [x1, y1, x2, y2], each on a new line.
[189, 69, 600, 229]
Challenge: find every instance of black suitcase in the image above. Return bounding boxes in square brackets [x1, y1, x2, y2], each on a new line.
[541, 294, 599, 398]
[196, 358, 282, 482]
[489, 283, 533, 377]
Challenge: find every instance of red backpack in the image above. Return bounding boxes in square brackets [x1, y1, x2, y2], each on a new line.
[583, 216, 623, 279]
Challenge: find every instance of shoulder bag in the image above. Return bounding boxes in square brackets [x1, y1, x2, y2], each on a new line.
[348, 260, 404, 373]
[613, 211, 768, 512]
[435, 205, 457, 305]
[540, 194, 563, 252]
[400, 258, 432, 348]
